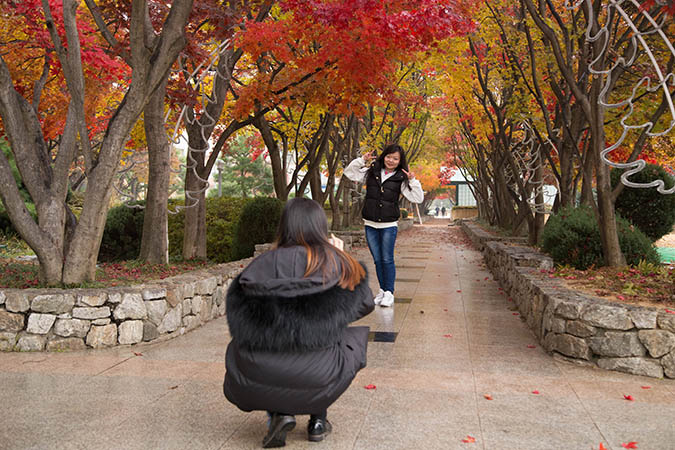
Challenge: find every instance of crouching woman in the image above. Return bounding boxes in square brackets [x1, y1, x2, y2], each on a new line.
[223, 198, 374, 448]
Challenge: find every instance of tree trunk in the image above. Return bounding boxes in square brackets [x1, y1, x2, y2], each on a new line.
[309, 170, 322, 201]
[580, 136, 595, 207]
[255, 114, 288, 200]
[591, 100, 624, 267]
[1, 1, 193, 285]
[139, 78, 170, 264]
[183, 156, 208, 260]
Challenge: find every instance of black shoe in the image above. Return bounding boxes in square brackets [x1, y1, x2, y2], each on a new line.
[307, 418, 332, 442]
[262, 413, 296, 448]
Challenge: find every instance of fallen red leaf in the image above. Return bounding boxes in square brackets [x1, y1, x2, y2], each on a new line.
[483, 394, 493, 400]
[665, 309, 675, 314]
[531, 390, 540, 394]
[443, 309, 448, 311]
[461, 435, 476, 443]
[599, 444, 607, 450]
[512, 312, 519, 316]
[364, 384, 376, 390]
[456, 289, 462, 292]
[527, 345, 536, 348]
[640, 386, 651, 389]
[621, 442, 638, 449]
[623, 394, 634, 401]
[133, 352, 143, 356]
[443, 334, 453, 338]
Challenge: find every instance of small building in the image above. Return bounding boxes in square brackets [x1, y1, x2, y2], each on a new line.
[445, 170, 476, 207]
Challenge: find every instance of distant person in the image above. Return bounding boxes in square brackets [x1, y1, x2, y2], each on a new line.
[435, 206, 440, 216]
[441, 206, 446, 217]
[344, 143, 424, 307]
[223, 198, 374, 448]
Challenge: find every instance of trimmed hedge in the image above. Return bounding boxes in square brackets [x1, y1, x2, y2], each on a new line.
[540, 205, 659, 270]
[98, 201, 146, 262]
[100, 196, 274, 263]
[611, 164, 675, 241]
[232, 197, 284, 260]
[167, 197, 249, 263]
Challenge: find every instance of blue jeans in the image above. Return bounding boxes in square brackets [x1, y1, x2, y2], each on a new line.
[365, 226, 398, 293]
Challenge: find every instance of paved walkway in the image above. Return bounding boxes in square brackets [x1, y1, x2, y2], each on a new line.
[1, 222, 674, 450]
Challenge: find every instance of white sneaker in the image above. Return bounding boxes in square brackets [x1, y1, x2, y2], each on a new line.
[373, 289, 385, 305]
[379, 291, 395, 307]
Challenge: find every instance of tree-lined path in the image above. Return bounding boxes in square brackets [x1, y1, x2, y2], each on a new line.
[1, 224, 673, 450]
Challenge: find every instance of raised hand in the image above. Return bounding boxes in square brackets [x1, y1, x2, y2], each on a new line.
[329, 233, 344, 251]
[362, 150, 375, 163]
[401, 168, 415, 180]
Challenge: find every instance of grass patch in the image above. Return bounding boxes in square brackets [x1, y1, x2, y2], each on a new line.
[0, 234, 35, 258]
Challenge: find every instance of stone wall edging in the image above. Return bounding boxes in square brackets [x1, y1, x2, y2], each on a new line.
[0, 257, 253, 352]
[459, 220, 675, 379]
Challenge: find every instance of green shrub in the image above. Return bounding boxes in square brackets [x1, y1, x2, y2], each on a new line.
[232, 197, 284, 260]
[400, 208, 409, 219]
[167, 198, 185, 259]
[168, 197, 249, 262]
[101, 196, 256, 263]
[0, 204, 36, 237]
[98, 202, 146, 262]
[540, 205, 659, 270]
[611, 164, 675, 241]
[205, 197, 249, 262]
[0, 141, 35, 237]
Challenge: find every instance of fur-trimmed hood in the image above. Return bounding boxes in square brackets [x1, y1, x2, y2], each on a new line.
[226, 247, 372, 352]
[238, 246, 340, 297]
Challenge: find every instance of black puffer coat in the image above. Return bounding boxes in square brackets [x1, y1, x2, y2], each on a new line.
[223, 246, 374, 415]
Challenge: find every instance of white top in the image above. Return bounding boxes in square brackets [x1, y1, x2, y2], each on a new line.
[343, 157, 424, 228]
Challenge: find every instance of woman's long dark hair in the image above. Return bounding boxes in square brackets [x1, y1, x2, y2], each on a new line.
[367, 143, 410, 187]
[275, 198, 365, 290]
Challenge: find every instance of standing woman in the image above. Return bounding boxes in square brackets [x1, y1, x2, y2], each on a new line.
[223, 198, 374, 448]
[343, 144, 424, 307]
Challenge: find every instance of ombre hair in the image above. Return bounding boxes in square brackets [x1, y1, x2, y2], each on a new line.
[275, 198, 365, 290]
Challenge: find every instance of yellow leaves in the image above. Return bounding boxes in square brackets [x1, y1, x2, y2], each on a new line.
[411, 160, 442, 192]
[126, 116, 147, 151]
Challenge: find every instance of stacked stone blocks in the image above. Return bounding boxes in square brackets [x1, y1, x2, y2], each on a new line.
[460, 220, 675, 379]
[0, 258, 251, 352]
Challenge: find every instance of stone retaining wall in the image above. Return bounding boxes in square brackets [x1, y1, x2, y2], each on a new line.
[459, 220, 675, 379]
[0, 258, 252, 352]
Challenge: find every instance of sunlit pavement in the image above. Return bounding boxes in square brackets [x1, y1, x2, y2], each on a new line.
[1, 221, 674, 450]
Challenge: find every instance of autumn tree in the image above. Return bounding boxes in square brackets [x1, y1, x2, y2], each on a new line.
[0, 0, 194, 284]
[175, 0, 474, 257]
[520, 0, 674, 265]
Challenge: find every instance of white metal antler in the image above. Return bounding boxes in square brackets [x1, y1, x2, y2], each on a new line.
[566, 0, 675, 193]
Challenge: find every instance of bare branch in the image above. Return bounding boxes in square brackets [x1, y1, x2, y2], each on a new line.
[83, 0, 131, 63]
[32, 52, 51, 113]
